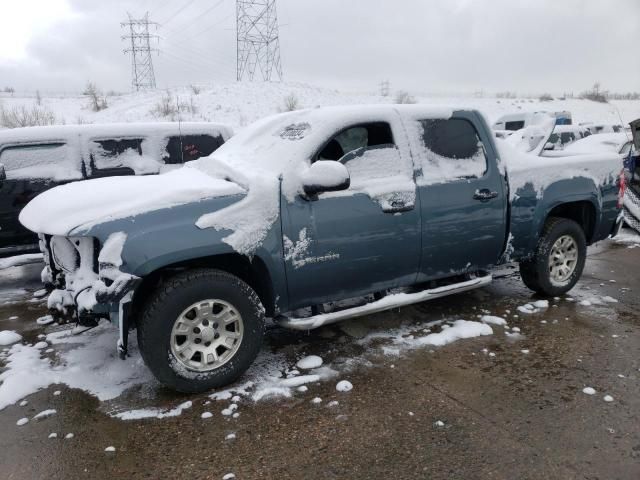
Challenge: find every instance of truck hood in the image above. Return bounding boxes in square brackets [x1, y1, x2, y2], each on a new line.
[19, 166, 246, 236]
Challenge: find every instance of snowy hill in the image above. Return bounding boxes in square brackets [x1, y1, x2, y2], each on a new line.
[1, 82, 639, 132]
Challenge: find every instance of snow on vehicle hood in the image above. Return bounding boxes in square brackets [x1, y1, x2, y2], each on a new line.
[19, 166, 245, 236]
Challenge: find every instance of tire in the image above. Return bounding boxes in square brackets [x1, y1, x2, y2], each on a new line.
[137, 268, 265, 393]
[519, 217, 587, 296]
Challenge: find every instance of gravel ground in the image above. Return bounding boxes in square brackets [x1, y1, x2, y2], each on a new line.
[0, 235, 639, 480]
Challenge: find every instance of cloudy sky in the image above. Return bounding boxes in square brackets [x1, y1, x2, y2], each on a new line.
[0, 0, 638, 95]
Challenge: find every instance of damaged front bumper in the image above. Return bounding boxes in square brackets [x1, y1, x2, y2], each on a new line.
[40, 233, 140, 358]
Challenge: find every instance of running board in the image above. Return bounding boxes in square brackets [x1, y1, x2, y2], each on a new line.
[275, 274, 492, 330]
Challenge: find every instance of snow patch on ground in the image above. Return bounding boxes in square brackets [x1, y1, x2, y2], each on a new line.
[0, 330, 22, 345]
[114, 401, 193, 421]
[0, 322, 154, 411]
[0, 254, 43, 270]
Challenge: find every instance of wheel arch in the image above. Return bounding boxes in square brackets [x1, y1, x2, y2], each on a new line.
[131, 253, 278, 323]
[545, 200, 598, 244]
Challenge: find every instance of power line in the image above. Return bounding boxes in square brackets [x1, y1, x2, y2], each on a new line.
[121, 12, 159, 91]
[158, 0, 201, 26]
[236, 0, 283, 81]
[161, 0, 228, 39]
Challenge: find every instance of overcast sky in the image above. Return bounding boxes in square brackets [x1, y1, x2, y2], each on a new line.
[0, 0, 638, 95]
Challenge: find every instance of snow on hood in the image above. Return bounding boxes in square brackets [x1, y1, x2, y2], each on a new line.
[19, 166, 245, 236]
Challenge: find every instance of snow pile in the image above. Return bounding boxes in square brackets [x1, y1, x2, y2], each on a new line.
[296, 355, 323, 370]
[480, 315, 507, 326]
[517, 300, 549, 314]
[0, 330, 22, 346]
[336, 380, 353, 392]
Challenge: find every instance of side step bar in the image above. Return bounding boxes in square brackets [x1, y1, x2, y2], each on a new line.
[275, 274, 492, 331]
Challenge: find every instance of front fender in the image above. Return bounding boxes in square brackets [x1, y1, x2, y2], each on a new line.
[73, 194, 290, 313]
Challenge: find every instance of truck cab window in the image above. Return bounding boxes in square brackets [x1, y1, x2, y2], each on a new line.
[317, 123, 394, 161]
[418, 118, 488, 184]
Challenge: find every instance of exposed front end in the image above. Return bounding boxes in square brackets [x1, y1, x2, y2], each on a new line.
[39, 233, 140, 327]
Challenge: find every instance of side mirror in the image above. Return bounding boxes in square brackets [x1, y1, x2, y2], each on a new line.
[0, 163, 5, 182]
[543, 142, 555, 151]
[301, 161, 350, 195]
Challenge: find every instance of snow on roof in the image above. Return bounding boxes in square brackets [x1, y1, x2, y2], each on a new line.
[0, 122, 233, 145]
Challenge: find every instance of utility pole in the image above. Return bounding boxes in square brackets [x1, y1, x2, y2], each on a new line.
[379, 80, 390, 97]
[121, 12, 158, 91]
[236, 0, 283, 81]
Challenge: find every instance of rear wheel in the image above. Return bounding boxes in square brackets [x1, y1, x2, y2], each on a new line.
[519, 217, 586, 296]
[137, 269, 265, 393]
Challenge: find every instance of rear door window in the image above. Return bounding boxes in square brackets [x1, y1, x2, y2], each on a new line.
[0, 143, 81, 181]
[164, 134, 224, 164]
[416, 118, 488, 185]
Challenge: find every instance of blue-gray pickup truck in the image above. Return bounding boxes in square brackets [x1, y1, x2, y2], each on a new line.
[20, 105, 625, 392]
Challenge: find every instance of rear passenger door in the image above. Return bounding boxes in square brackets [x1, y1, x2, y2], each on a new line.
[405, 112, 507, 280]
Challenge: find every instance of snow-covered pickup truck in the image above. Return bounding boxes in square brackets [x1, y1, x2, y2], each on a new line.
[19, 106, 625, 393]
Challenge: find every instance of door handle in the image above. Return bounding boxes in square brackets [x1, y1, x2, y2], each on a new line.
[382, 200, 413, 214]
[473, 189, 498, 201]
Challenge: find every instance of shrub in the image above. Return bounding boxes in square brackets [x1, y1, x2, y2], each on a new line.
[581, 82, 608, 103]
[84, 81, 108, 111]
[0, 104, 57, 128]
[395, 90, 416, 104]
[539, 93, 553, 102]
[281, 93, 300, 112]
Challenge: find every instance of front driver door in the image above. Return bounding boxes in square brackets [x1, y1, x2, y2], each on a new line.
[281, 120, 421, 310]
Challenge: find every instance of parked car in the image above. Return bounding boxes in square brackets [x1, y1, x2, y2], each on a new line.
[492, 110, 572, 131]
[20, 105, 624, 393]
[542, 125, 591, 151]
[0, 122, 232, 257]
[580, 123, 625, 135]
[545, 132, 632, 157]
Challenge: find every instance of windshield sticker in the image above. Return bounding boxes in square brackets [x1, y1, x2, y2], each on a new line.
[279, 122, 311, 141]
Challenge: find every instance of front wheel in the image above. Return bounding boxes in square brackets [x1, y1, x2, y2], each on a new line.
[519, 217, 587, 296]
[137, 269, 265, 393]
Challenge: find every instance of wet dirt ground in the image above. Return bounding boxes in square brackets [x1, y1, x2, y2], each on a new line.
[0, 236, 639, 480]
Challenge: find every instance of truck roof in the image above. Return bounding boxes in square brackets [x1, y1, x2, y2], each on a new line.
[0, 122, 233, 145]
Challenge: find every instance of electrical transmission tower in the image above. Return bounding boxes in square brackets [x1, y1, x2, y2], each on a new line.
[121, 12, 159, 91]
[379, 80, 390, 97]
[236, 0, 283, 81]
